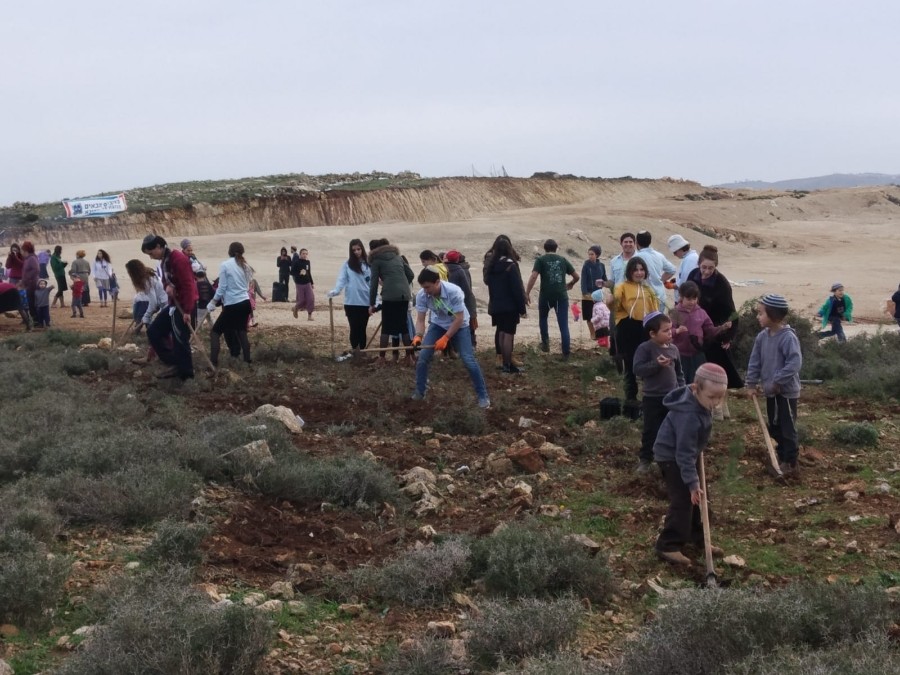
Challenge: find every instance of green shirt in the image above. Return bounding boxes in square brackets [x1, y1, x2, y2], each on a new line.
[533, 253, 574, 302]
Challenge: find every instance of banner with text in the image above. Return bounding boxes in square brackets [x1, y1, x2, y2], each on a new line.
[62, 193, 128, 218]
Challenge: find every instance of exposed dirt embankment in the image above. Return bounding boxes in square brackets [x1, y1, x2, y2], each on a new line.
[20, 177, 699, 245]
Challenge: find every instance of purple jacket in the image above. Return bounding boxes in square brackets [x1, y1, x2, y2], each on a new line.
[22, 255, 40, 291]
[671, 302, 718, 357]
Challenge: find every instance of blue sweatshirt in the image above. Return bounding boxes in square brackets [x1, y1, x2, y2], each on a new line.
[745, 325, 802, 398]
[653, 386, 713, 491]
[330, 260, 371, 307]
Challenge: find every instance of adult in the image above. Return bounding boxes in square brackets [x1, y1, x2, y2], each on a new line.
[208, 242, 253, 367]
[291, 248, 315, 320]
[892, 283, 900, 331]
[580, 245, 607, 337]
[445, 250, 478, 346]
[687, 245, 743, 411]
[368, 238, 415, 365]
[37, 249, 51, 280]
[141, 234, 198, 380]
[411, 268, 490, 408]
[50, 245, 68, 308]
[5, 244, 23, 285]
[0, 281, 31, 329]
[327, 239, 372, 354]
[69, 250, 92, 306]
[667, 234, 699, 303]
[486, 237, 527, 374]
[180, 239, 206, 275]
[526, 239, 579, 357]
[20, 241, 40, 322]
[612, 256, 659, 402]
[93, 249, 114, 307]
[483, 234, 525, 369]
[608, 233, 637, 288]
[635, 230, 676, 311]
[276, 247, 292, 288]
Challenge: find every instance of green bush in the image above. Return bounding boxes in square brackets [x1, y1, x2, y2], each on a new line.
[470, 523, 614, 602]
[612, 584, 894, 675]
[355, 538, 471, 606]
[830, 422, 879, 447]
[467, 597, 582, 667]
[432, 405, 486, 436]
[0, 528, 71, 627]
[0, 488, 60, 543]
[381, 637, 459, 675]
[728, 634, 900, 674]
[57, 568, 272, 675]
[513, 651, 606, 674]
[256, 453, 399, 508]
[730, 299, 818, 370]
[141, 519, 211, 568]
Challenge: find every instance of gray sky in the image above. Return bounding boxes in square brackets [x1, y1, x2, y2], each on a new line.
[2, 0, 898, 205]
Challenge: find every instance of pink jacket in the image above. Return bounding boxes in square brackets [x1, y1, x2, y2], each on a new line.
[671, 302, 719, 357]
[591, 301, 611, 331]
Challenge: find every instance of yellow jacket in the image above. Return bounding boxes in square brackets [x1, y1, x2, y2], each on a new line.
[613, 281, 659, 323]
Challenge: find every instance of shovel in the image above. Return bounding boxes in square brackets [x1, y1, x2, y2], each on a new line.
[697, 452, 718, 588]
[751, 394, 784, 480]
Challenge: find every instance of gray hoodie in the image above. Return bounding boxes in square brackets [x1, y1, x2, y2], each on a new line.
[653, 385, 713, 491]
[745, 325, 802, 398]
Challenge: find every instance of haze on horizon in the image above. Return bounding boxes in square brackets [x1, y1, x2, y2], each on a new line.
[2, 0, 898, 206]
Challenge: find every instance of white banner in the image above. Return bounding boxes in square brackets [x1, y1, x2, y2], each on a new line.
[62, 193, 128, 218]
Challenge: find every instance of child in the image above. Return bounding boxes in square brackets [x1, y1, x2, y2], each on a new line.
[744, 294, 803, 476]
[671, 280, 732, 383]
[633, 311, 685, 474]
[590, 288, 611, 348]
[653, 362, 728, 566]
[70, 277, 85, 318]
[35, 279, 54, 327]
[816, 282, 852, 342]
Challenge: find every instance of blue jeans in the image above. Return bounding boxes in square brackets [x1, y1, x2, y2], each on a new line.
[538, 297, 570, 355]
[415, 324, 488, 402]
[818, 318, 845, 342]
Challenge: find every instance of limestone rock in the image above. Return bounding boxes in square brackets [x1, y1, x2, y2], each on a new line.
[242, 592, 266, 607]
[485, 452, 515, 476]
[257, 599, 284, 612]
[518, 416, 536, 428]
[401, 467, 436, 487]
[521, 431, 546, 448]
[723, 555, 746, 568]
[509, 481, 534, 508]
[401, 481, 431, 499]
[97, 337, 113, 350]
[505, 441, 545, 473]
[0, 624, 19, 638]
[269, 581, 295, 600]
[229, 440, 274, 469]
[426, 620, 457, 638]
[424, 438, 441, 450]
[538, 441, 568, 461]
[0, 658, 12, 675]
[338, 603, 365, 617]
[245, 404, 304, 434]
[414, 493, 442, 517]
[566, 533, 601, 556]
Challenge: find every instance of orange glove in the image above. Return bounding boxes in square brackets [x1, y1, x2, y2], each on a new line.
[411, 335, 423, 347]
[434, 334, 450, 351]
[664, 279, 677, 290]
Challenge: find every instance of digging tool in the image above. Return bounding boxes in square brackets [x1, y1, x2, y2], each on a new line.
[697, 452, 718, 588]
[354, 344, 435, 354]
[173, 299, 216, 374]
[751, 394, 784, 479]
[329, 297, 336, 359]
[365, 320, 382, 349]
[110, 294, 118, 346]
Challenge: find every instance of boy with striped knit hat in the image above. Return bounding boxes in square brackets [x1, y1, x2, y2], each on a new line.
[744, 294, 803, 477]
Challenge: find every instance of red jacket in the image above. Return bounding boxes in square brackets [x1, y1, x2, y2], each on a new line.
[5, 252, 23, 278]
[162, 248, 199, 311]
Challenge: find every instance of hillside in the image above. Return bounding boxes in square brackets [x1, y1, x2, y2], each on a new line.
[716, 172, 900, 191]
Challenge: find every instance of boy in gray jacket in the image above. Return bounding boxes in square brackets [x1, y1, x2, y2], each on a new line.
[653, 362, 728, 566]
[744, 293, 803, 476]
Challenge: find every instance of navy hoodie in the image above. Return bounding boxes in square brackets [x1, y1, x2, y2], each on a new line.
[652, 385, 713, 491]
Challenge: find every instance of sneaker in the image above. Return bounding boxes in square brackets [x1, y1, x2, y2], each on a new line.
[539, 341, 549, 353]
[635, 460, 654, 474]
[410, 392, 425, 401]
[478, 398, 491, 409]
[656, 549, 693, 566]
[501, 364, 524, 374]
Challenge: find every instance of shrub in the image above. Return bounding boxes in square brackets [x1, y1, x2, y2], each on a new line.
[381, 637, 459, 675]
[58, 568, 272, 675]
[612, 584, 894, 675]
[830, 422, 879, 447]
[43, 463, 199, 526]
[514, 651, 606, 674]
[470, 523, 614, 602]
[432, 405, 486, 436]
[728, 634, 900, 674]
[256, 453, 399, 508]
[467, 597, 582, 667]
[252, 340, 313, 363]
[0, 528, 71, 627]
[141, 519, 211, 568]
[730, 299, 818, 370]
[0, 488, 60, 543]
[355, 538, 471, 606]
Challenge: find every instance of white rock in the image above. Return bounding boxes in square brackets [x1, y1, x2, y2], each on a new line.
[245, 404, 304, 434]
[256, 599, 284, 612]
[125, 561, 140, 570]
[723, 555, 746, 568]
[845, 540, 860, 554]
[73, 625, 97, 637]
[229, 439, 274, 469]
[566, 533, 601, 555]
[0, 658, 12, 675]
[843, 490, 860, 501]
[401, 481, 431, 499]
[518, 416, 536, 428]
[97, 337, 113, 350]
[418, 525, 437, 539]
[426, 620, 456, 638]
[269, 581, 295, 600]
[414, 493, 442, 517]
[538, 442, 568, 461]
[242, 592, 266, 607]
[401, 466, 436, 486]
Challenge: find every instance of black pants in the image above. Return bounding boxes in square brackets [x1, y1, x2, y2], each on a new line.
[211, 300, 253, 366]
[766, 395, 799, 464]
[616, 318, 646, 401]
[640, 396, 668, 462]
[656, 460, 704, 553]
[148, 308, 194, 379]
[344, 305, 370, 350]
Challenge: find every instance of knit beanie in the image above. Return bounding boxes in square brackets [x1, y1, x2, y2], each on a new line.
[695, 362, 728, 386]
[760, 293, 789, 310]
[642, 310, 663, 327]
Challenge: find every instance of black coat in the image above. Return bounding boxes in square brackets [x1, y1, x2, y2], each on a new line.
[687, 267, 743, 388]
[486, 256, 526, 316]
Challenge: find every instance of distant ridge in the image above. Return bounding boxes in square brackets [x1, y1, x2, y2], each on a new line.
[715, 173, 900, 191]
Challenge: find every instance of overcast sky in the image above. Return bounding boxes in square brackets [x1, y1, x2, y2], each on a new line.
[2, 0, 898, 205]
